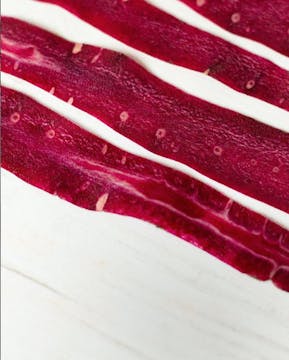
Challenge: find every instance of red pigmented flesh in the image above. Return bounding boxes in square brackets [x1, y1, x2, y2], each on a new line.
[182, 0, 289, 57]
[272, 267, 289, 292]
[33, 1, 289, 110]
[2, 18, 289, 213]
[2, 87, 289, 291]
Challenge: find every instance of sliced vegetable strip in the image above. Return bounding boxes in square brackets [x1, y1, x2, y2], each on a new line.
[2, 17, 289, 213]
[33, 1, 289, 110]
[2, 86, 289, 290]
[182, 0, 289, 57]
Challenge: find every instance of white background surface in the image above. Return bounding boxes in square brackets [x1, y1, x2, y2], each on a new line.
[2, 1, 289, 359]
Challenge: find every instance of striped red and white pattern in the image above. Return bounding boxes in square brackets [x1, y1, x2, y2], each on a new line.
[2, 1, 289, 358]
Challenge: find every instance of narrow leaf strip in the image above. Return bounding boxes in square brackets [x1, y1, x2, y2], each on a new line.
[182, 0, 289, 57]
[2, 18, 289, 213]
[33, 0, 289, 110]
[2, 86, 289, 290]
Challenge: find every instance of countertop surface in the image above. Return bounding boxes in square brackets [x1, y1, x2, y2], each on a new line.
[2, 1, 289, 359]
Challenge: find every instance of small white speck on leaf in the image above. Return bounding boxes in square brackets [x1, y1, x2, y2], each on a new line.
[96, 193, 109, 211]
[213, 146, 223, 156]
[231, 12, 241, 23]
[155, 128, 166, 139]
[102, 144, 108, 155]
[121, 155, 127, 165]
[49, 87, 55, 95]
[120, 111, 129, 122]
[91, 49, 103, 63]
[10, 112, 20, 123]
[13, 61, 19, 70]
[196, 0, 206, 7]
[46, 129, 55, 139]
[246, 79, 255, 90]
[72, 43, 83, 54]
[67, 97, 74, 105]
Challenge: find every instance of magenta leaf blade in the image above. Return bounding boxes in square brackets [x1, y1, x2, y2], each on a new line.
[34, 0, 289, 110]
[2, 17, 289, 213]
[2, 87, 289, 291]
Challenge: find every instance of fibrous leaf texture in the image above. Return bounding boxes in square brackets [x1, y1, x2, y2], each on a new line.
[34, 0, 289, 110]
[2, 17, 289, 213]
[182, 0, 289, 57]
[2, 87, 289, 291]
